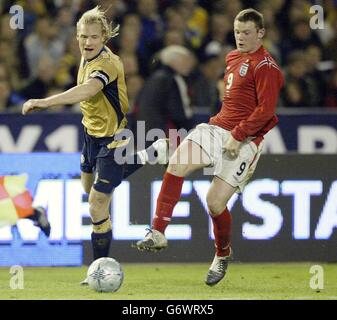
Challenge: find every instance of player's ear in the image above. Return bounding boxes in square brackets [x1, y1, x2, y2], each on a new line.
[258, 28, 265, 39]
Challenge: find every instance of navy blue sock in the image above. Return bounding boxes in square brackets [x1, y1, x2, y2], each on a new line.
[91, 229, 112, 260]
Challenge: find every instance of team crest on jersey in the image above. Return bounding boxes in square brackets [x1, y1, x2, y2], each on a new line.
[239, 63, 249, 77]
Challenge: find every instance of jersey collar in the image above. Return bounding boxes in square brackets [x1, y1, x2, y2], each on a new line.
[247, 45, 264, 58]
[84, 46, 107, 64]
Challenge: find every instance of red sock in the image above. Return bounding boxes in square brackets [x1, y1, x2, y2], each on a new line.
[152, 172, 184, 234]
[211, 207, 232, 257]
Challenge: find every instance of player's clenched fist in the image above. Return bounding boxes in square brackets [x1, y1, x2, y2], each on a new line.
[223, 134, 241, 159]
[22, 99, 48, 115]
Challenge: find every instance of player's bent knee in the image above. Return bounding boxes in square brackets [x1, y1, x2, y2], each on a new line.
[89, 190, 110, 207]
[207, 205, 224, 217]
[89, 189, 111, 221]
[206, 197, 226, 216]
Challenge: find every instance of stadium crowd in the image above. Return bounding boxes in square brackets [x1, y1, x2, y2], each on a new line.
[0, 0, 336, 121]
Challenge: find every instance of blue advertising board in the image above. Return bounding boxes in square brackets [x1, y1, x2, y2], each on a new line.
[0, 153, 336, 266]
[0, 153, 82, 266]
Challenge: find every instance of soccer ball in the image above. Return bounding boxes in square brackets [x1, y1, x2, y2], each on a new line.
[87, 257, 124, 293]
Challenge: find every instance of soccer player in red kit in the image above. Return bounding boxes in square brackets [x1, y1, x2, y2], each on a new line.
[136, 8, 284, 286]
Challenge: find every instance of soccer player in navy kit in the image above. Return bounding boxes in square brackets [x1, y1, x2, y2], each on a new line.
[136, 8, 284, 286]
[22, 6, 168, 284]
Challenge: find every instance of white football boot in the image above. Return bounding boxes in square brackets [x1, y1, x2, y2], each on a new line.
[136, 228, 168, 251]
[205, 248, 233, 286]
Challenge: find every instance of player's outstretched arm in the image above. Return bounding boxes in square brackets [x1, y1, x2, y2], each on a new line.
[22, 78, 104, 115]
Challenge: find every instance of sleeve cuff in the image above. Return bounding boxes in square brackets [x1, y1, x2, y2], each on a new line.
[231, 126, 247, 142]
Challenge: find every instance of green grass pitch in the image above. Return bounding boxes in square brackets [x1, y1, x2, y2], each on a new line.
[0, 263, 336, 300]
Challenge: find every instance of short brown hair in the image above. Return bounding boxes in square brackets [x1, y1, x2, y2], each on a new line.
[235, 8, 264, 30]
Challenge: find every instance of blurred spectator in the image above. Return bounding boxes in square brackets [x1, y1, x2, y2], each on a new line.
[176, 0, 209, 49]
[126, 73, 145, 132]
[20, 56, 57, 100]
[0, 13, 17, 40]
[282, 80, 306, 108]
[121, 12, 142, 37]
[17, 0, 51, 40]
[77, 0, 126, 20]
[120, 53, 140, 77]
[0, 13, 23, 87]
[0, 63, 25, 112]
[212, 0, 243, 21]
[257, 1, 276, 27]
[54, 35, 81, 90]
[263, 25, 282, 64]
[163, 29, 186, 47]
[324, 19, 337, 63]
[109, 13, 142, 65]
[281, 51, 311, 107]
[0, 0, 336, 113]
[190, 53, 224, 115]
[127, 74, 144, 112]
[199, 13, 234, 60]
[281, 18, 322, 64]
[164, 7, 186, 34]
[55, 5, 76, 44]
[135, 45, 196, 144]
[23, 15, 65, 79]
[0, 1, 5, 14]
[256, 1, 282, 62]
[118, 26, 140, 56]
[289, 0, 310, 18]
[304, 45, 327, 106]
[137, 0, 164, 76]
[0, 37, 23, 91]
[269, 0, 287, 28]
[325, 69, 337, 108]
[0, 79, 16, 112]
[0, 13, 30, 81]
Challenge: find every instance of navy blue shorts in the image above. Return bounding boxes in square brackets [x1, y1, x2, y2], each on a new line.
[81, 129, 124, 194]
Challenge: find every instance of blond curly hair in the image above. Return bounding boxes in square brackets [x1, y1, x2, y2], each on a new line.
[76, 6, 119, 42]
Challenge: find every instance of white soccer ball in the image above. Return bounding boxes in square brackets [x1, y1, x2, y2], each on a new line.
[87, 257, 124, 293]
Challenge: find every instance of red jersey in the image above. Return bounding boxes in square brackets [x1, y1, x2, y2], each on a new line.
[209, 46, 284, 144]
